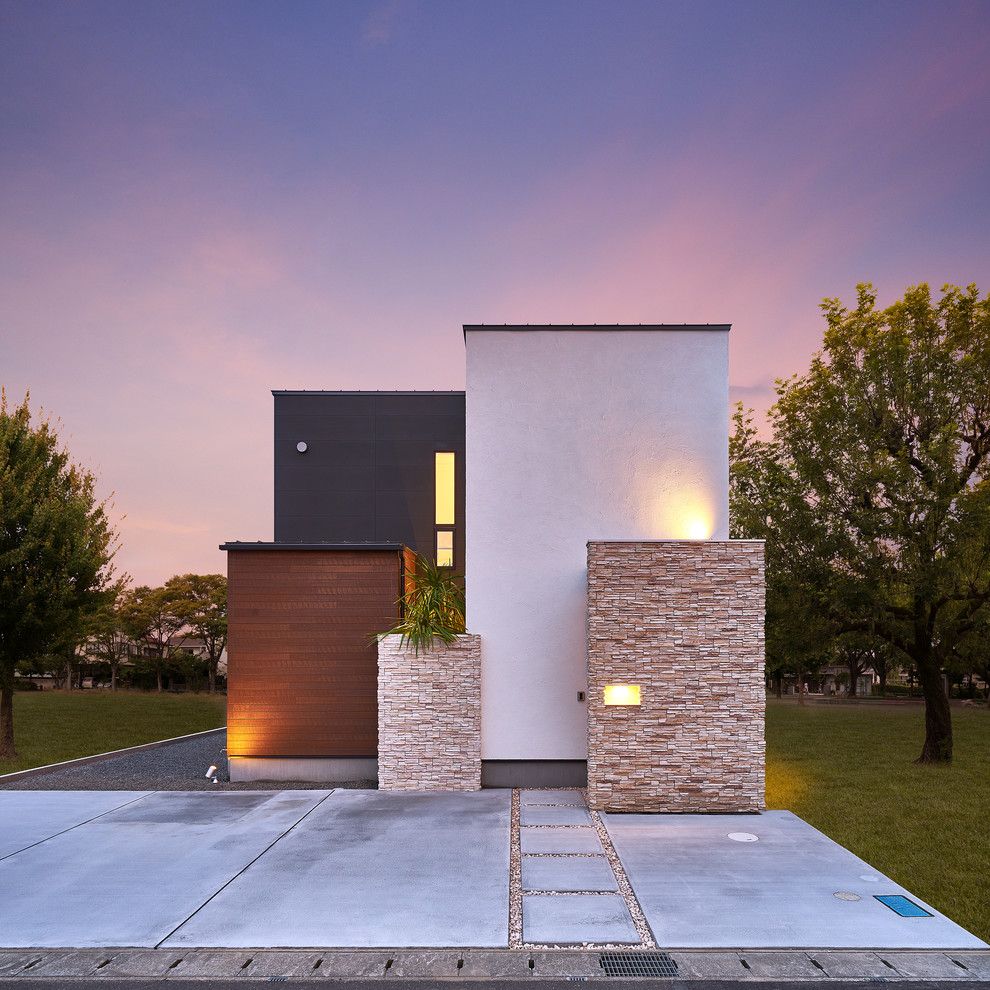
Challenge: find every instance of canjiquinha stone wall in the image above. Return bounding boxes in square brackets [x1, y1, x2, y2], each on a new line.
[377, 634, 482, 790]
[586, 541, 766, 813]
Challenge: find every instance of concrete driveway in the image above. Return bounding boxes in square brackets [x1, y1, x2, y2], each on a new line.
[0, 788, 984, 952]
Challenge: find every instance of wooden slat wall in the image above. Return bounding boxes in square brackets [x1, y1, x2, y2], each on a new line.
[226, 549, 402, 757]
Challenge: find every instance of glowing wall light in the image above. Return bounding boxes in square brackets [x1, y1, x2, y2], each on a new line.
[683, 516, 711, 540]
[603, 684, 642, 706]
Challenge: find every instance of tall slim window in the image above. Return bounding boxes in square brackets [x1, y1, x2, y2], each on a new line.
[435, 452, 455, 566]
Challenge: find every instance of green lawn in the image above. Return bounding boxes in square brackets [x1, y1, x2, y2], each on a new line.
[766, 699, 990, 943]
[0, 690, 227, 775]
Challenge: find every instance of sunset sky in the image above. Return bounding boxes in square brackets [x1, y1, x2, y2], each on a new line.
[2, 0, 989, 586]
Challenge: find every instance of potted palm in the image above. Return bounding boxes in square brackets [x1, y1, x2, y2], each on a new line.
[377, 555, 481, 790]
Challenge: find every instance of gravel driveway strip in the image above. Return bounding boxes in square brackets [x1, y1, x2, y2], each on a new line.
[0, 728, 375, 791]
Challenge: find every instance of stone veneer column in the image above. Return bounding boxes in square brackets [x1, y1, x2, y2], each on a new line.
[587, 541, 765, 813]
[377, 634, 482, 790]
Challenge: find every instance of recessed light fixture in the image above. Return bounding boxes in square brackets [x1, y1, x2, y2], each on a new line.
[296, 441, 308, 453]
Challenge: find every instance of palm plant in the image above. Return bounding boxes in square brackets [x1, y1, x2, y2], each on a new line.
[382, 555, 465, 654]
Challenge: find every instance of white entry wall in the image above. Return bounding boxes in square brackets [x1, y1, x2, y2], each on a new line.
[464, 325, 730, 761]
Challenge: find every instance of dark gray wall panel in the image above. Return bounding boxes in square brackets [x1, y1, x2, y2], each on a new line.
[273, 392, 465, 571]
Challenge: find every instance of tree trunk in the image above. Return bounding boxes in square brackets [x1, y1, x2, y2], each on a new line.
[913, 639, 952, 763]
[156, 661, 163, 693]
[774, 671, 783, 698]
[110, 661, 118, 693]
[0, 676, 17, 759]
[65, 658, 73, 691]
[208, 662, 216, 694]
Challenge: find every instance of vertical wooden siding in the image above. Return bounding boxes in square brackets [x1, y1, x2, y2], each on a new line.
[226, 549, 402, 757]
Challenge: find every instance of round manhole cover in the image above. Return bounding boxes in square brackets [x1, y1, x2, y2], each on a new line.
[727, 832, 759, 842]
[834, 891, 862, 901]
[859, 874, 881, 882]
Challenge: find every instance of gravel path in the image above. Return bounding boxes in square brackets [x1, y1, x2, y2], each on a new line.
[0, 730, 376, 791]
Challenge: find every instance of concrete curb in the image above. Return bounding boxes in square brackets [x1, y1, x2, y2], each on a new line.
[1, 948, 988, 981]
[0, 727, 227, 783]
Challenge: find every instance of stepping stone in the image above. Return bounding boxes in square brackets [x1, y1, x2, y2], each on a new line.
[522, 894, 639, 944]
[521, 826, 604, 855]
[522, 855, 617, 892]
[520, 805, 592, 826]
[520, 789, 586, 806]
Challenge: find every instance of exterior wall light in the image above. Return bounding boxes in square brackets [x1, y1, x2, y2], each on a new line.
[684, 517, 710, 540]
[296, 441, 308, 453]
[603, 684, 641, 706]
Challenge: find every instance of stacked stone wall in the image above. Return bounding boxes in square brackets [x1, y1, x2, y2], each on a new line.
[377, 634, 482, 790]
[587, 541, 765, 813]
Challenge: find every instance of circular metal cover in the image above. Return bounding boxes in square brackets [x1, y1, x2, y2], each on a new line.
[727, 832, 759, 842]
[834, 891, 862, 901]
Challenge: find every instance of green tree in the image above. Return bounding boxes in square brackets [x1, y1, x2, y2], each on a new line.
[119, 584, 185, 693]
[166, 574, 227, 693]
[0, 393, 118, 758]
[732, 283, 990, 763]
[87, 581, 132, 692]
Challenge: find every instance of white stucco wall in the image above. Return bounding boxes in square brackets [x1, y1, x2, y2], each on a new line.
[465, 326, 730, 760]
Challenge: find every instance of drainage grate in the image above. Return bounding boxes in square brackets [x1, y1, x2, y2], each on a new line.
[600, 952, 679, 978]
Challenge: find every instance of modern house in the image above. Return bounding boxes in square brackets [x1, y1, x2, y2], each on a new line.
[223, 325, 765, 812]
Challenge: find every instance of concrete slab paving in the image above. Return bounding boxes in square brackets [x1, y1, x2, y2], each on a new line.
[881, 950, 978, 978]
[237, 951, 327, 977]
[804, 950, 901, 979]
[309, 951, 392, 978]
[18, 950, 115, 977]
[520, 804, 592, 826]
[162, 789, 511, 949]
[669, 952, 755, 979]
[458, 950, 535, 978]
[93, 949, 188, 978]
[737, 950, 826, 979]
[0, 790, 331, 948]
[521, 826, 604, 854]
[604, 809, 988, 950]
[0, 790, 152, 860]
[522, 894, 639, 945]
[520, 789, 586, 806]
[949, 951, 990, 979]
[385, 950, 463, 977]
[522, 855, 617, 892]
[166, 950, 256, 977]
[528, 950, 602, 976]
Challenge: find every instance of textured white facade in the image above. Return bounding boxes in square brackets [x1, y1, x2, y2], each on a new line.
[465, 326, 730, 760]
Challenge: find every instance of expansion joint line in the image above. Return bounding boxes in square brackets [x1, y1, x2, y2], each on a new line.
[586, 792, 657, 949]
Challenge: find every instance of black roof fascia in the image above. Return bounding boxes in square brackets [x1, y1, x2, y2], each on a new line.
[271, 390, 465, 397]
[220, 541, 406, 552]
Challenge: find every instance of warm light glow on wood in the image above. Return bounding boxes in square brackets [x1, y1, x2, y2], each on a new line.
[435, 452, 455, 525]
[603, 683, 641, 706]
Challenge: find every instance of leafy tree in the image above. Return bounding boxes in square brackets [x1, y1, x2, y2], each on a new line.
[732, 283, 990, 763]
[0, 393, 118, 758]
[87, 582, 132, 692]
[119, 584, 185, 693]
[166, 574, 227, 693]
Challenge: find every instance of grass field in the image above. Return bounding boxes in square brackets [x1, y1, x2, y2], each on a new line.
[765, 699, 990, 943]
[0, 690, 227, 775]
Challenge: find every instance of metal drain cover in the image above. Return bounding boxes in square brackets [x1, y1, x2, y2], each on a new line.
[599, 952, 679, 977]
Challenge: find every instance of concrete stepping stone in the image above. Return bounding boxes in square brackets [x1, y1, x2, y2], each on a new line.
[520, 805, 592, 826]
[520, 789, 586, 806]
[522, 894, 639, 944]
[522, 855, 617, 892]
[521, 826, 604, 854]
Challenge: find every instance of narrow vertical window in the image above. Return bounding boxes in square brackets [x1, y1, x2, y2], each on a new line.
[435, 452, 455, 525]
[436, 530, 454, 568]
